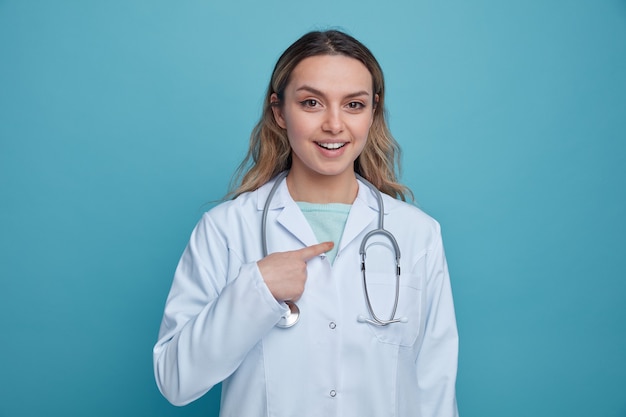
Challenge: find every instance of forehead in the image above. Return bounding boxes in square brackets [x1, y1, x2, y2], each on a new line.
[287, 55, 373, 94]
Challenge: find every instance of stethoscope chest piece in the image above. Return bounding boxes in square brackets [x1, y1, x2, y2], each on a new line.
[276, 301, 300, 328]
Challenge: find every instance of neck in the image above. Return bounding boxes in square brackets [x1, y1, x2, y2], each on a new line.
[286, 169, 358, 204]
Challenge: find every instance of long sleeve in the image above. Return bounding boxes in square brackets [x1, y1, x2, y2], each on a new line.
[413, 226, 459, 417]
[153, 213, 288, 406]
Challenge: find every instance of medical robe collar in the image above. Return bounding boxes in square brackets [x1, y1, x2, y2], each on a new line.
[255, 172, 392, 253]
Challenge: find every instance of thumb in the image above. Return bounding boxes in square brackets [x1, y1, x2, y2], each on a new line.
[296, 241, 334, 261]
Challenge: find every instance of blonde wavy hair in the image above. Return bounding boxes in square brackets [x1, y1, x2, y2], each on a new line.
[229, 30, 412, 201]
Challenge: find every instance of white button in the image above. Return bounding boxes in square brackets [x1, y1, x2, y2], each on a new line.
[329, 390, 337, 397]
[329, 322, 336, 329]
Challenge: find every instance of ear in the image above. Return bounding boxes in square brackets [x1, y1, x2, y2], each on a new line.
[370, 94, 379, 128]
[270, 93, 287, 129]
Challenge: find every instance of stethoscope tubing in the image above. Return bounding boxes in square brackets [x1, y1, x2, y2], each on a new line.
[262, 171, 404, 328]
[355, 174, 404, 326]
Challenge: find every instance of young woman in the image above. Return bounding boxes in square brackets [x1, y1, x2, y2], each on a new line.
[154, 30, 459, 416]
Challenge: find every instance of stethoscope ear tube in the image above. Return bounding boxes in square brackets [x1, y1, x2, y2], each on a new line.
[356, 174, 405, 326]
[262, 171, 299, 329]
[359, 229, 404, 326]
[261, 171, 289, 259]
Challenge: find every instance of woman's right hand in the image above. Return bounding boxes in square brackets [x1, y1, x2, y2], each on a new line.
[257, 241, 334, 302]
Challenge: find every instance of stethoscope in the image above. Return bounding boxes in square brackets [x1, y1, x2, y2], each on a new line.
[261, 171, 407, 328]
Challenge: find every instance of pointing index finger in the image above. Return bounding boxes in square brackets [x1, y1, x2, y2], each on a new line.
[297, 241, 334, 261]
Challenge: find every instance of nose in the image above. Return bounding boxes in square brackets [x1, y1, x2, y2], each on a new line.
[321, 108, 344, 135]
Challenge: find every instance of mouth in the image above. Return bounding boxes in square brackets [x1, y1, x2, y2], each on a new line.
[316, 142, 347, 150]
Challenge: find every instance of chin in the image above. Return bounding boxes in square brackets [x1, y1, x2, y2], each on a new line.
[311, 167, 354, 178]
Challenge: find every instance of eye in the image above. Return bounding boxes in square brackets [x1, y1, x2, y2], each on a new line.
[300, 99, 318, 108]
[347, 101, 365, 110]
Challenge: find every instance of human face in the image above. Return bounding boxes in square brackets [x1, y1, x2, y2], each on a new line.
[271, 54, 377, 182]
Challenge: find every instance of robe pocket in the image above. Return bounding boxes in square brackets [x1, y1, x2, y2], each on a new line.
[361, 272, 423, 347]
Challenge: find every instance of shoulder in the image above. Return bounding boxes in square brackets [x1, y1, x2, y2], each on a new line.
[199, 177, 282, 228]
[202, 188, 260, 224]
[384, 195, 440, 227]
[383, 195, 442, 239]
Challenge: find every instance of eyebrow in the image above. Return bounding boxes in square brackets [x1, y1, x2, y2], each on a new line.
[295, 85, 371, 100]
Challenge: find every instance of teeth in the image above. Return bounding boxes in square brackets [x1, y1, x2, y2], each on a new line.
[317, 142, 345, 150]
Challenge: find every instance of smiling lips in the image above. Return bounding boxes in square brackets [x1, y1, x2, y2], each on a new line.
[316, 142, 347, 150]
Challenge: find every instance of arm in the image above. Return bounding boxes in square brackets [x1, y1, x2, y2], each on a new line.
[414, 225, 459, 417]
[153, 213, 287, 406]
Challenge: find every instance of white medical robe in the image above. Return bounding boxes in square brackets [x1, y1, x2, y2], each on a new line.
[153, 175, 459, 417]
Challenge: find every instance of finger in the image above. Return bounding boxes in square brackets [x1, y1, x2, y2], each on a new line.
[296, 241, 334, 261]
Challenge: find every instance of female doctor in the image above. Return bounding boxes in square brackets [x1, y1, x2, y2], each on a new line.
[153, 30, 459, 416]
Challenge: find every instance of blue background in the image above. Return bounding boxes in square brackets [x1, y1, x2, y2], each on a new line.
[1, 1, 625, 416]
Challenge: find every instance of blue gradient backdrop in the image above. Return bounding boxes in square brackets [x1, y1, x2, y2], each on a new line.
[1, 1, 625, 416]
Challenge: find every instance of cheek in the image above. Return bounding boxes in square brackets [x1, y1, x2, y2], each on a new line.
[284, 113, 315, 140]
[353, 115, 374, 138]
